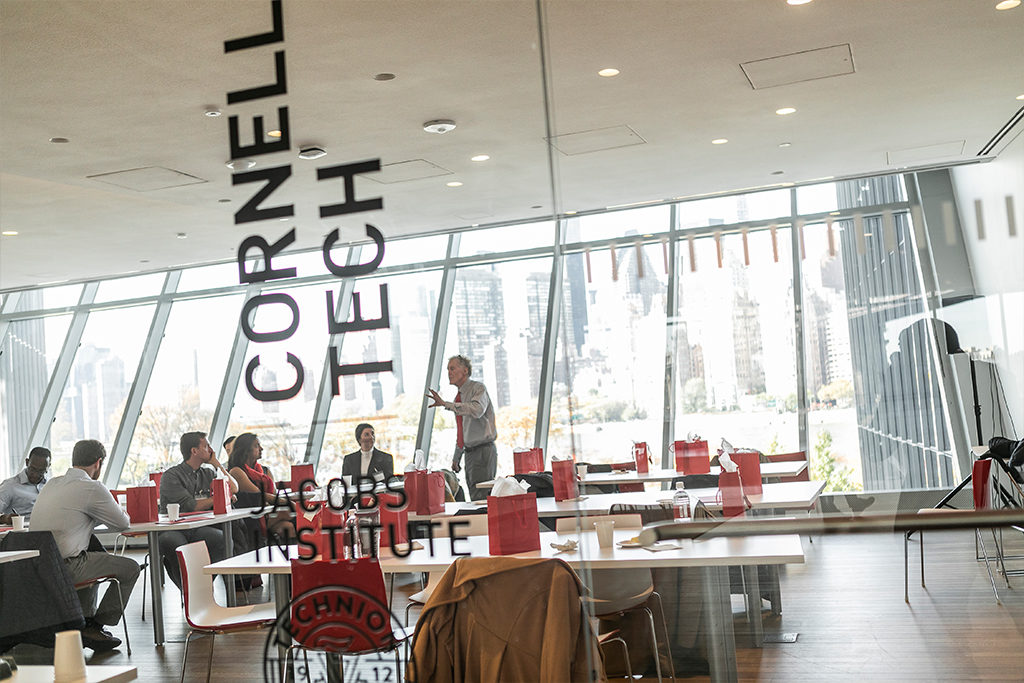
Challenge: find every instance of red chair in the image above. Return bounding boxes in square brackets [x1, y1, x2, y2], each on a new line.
[288, 557, 409, 680]
[764, 451, 810, 483]
[609, 461, 645, 493]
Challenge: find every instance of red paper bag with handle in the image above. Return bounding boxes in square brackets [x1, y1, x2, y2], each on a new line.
[552, 459, 579, 501]
[633, 442, 651, 474]
[487, 492, 540, 555]
[290, 463, 316, 494]
[513, 447, 544, 475]
[378, 492, 409, 547]
[674, 439, 711, 474]
[212, 478, 232, 514]
[731, 450, 763, 495]
[297, 503, 348, 559]
[126, 486, 158, 523]
[717, 470, 748, 518]
[405, 470, 445, 515]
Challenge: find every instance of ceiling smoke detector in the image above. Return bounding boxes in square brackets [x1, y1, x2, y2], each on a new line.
[423, 119, 457, 134]
[298, 146, 327, 160]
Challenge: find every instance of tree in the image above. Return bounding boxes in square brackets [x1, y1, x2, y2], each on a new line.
[765, 433, 782, 455]
[810, 430, 862, 492]
[123, 388, 212, 486]
[817, 379, 854, 407]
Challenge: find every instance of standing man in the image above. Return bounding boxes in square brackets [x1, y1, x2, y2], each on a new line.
[158, 431, 238, 588]
[0, 446, 51, 524]
[427, 354, 498, 500]
[30, 440, 139, 651]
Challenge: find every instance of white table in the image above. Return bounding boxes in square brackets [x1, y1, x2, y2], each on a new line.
[411, 480, 826, 521]
[478, 460, 808, 489]
[124, 506, 264, 645]
[11, 665, 137, 682]
[0, 549, 39, 564]
[206, 530, 804, 683]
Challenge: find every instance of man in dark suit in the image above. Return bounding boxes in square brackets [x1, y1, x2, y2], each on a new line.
[341, 423, 394, 481]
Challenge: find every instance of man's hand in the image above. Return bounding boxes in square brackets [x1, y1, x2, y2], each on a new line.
[194, 496, 215, 511]
[451, 460, 461, 473]
[426, 389, 447, 409]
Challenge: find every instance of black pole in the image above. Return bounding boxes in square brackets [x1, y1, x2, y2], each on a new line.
[969, 357, 983, 446]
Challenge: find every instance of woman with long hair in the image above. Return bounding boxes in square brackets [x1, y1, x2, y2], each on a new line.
[228, 432, 294, 539]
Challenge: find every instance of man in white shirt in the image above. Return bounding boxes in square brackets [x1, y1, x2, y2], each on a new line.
[30, 440, 140, 651]
[0, 446, 50, 524]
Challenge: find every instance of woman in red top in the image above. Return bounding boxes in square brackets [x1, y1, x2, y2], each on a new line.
[228, 432, 294, 539]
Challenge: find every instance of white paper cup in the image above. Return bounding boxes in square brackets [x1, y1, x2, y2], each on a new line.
[576, 464, 587, 480]
[11, 515, 24, 531]
[167, 503, 180, 521]
[53, 629, 87, 682]
[594, 520, 615, 548]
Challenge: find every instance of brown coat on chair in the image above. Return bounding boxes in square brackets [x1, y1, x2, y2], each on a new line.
[407, 556, 605, 682]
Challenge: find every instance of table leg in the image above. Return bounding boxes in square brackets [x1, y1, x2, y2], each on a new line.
[743, 565, 763, 647]
[223, 520, 236, 608]
[273, 574, 291, 682]
[701, 565, 738, 683]
[148, 531, 163, 645]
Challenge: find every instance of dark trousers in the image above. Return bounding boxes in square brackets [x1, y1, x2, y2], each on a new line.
[158, 526, 226, 589]
[464, 442, 498, 501]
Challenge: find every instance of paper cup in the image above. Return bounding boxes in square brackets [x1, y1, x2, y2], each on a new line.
[594, 520, 615, 548]
[575, 464, 588, 480]
[11, 515, 24, 531]
[167, 503, 180, 521]
[53, 630, 87, 683]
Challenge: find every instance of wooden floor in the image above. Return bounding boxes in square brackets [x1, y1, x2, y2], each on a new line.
[5, 529, 1023, 681]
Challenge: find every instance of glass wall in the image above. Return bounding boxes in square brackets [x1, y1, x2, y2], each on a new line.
[0, 174, 969, 495]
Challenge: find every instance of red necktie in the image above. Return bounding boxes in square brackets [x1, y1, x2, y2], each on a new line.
[455, 391, 464, 448]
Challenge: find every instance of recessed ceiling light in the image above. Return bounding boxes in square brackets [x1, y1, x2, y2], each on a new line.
[49, 137, 69, 143]
[775, 107, 797, 116]
[470, 154, 490, 162]
[423, 119, 457, 134]
[1016, 94, 1024, 100]
[787, 0, 814, 5]
[711, 138, 728, 145]
[373, 73, 396, 81]
[446, 181, 463, 187]
[598, 68, 620, 77]
[564, 210, 577, 215]
[225, 159, 256, 170]
[778, 142, 793, 148]
[995, 0, 1020, 9]
[829, 211, 841, 216]
[204, 107, 222, 117]
[176, 232, 187, 239]
[298, 146, 327, 160]
[1, 230, 18, 236]
[267, 129, 282, 138]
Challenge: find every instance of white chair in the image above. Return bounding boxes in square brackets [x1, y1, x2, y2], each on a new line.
[176, 541, 277, 683]
[565, 514, 676, 682]
[404, 515, 489, 626]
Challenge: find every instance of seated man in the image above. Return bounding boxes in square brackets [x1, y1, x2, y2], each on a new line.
[0, 446, 51, 524]
[30, 440, 139, 651]
[158, 431, 238, 589]
[341, 423, 395, 482]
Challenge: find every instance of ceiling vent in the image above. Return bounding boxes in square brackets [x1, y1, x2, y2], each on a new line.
[364, 159, 453, 184]
[741, 44, 854, 89]
[886, 140, 965, 166]
[87, 166, 206, 191]
[548, 125, 647, 156]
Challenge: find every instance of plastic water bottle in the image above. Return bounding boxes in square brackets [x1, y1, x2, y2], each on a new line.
[673, 481, 691, 521]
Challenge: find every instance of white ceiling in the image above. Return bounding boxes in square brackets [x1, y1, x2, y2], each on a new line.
[1, 0, 1022, 290]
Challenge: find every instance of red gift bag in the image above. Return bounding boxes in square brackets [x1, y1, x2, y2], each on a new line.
[148, 471, 163, 490]
[633, 442, 651, 474]
[291, 463, 316, 494]
[405, 470, 445, 515]
[487, 492, 540, 555]
[126, 486, 158, 523]
[717, 470, 749, 518]
[731, 450, 763, 495]
[513, 447, 544, 475]
[972, 459, 993, 509]
[297, 503, 348, 559]
[673, 439, 711, 474]
[378, 493, 409, 547]
[212, 478, 231, 514]
[552, 460, 579, 501]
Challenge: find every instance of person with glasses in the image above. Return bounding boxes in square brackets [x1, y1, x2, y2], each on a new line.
[0, 446, 51, 525]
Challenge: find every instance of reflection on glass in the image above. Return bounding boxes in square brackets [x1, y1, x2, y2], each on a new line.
[50, 305, 156, 473]
[121, 295, 244, 486]
[673, 229, 797, 457]
[12, 283, 83, 313]
[94, 272, 166, 302]
[457, 221, 556, 256]
[572, 206, 670, 243]
[439, 257, 552, 474]
[381, 234, 449, 268]
[318, 270, 441, 476]
[677, 189, 790, 229]
[549, 243, 668, 464]
[0, 314, 72, 475]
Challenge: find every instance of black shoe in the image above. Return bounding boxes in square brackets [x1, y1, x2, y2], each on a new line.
[81, 625, 121, 652]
